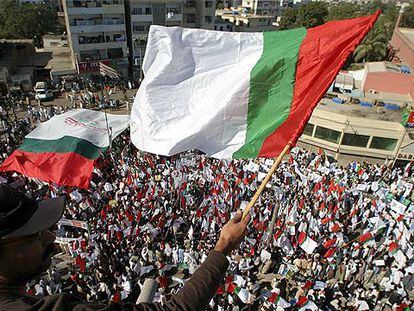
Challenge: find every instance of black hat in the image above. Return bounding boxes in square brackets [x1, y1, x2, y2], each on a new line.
[0, 184, 65, 239]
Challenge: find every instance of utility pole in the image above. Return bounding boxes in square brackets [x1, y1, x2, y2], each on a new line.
[124, 0, 134, 80]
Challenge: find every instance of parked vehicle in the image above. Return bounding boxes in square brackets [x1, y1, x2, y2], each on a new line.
[34, 82, 54, 101]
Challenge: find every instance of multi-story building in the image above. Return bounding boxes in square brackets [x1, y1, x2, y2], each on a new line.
[62, 0, 129, 77]
[242, 0, 278, 16]
[63, 0, 216, 78]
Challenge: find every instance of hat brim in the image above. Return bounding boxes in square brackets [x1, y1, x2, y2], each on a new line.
[4, 197, 65, 238]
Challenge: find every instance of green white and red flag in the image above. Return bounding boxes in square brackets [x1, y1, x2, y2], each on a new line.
[131, 11, 380, 158]
[0, 109, 129, 188]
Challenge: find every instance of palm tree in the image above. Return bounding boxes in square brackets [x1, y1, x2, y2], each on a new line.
[353, 28, 387, 63]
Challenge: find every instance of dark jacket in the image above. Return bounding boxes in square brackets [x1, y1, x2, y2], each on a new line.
[0, 251, 229, 311]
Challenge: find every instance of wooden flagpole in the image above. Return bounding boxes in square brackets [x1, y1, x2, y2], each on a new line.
[242, 143, 291, 220]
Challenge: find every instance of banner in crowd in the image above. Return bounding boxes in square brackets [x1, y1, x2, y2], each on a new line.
[58, 219, 89, 230]
[130, 11, 379, 159]
[0, 109, 129, 188]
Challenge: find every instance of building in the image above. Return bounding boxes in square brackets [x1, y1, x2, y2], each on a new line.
[297, 98, 411, 165]
[0, 40, 53, 94]
[40, 35, 76, 82]
[390, 27, 414, 70]
[219, 8, 276, 32]
[62, 0, 216, 78]
[214, 16, 235, 31]
[62, 0, 129, 77]
[242, 0, 278, 16]
[361, 62, 414, 104]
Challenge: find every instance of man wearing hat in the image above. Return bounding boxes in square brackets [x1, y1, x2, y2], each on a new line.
[0, 184, 250, 310]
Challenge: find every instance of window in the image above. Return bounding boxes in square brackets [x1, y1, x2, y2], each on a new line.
[369, 137, 398, 151]
[219, 26, 223, 31]
[205, 1, 213, 8]
[303, 123, 314, 136]
[133, 24, 145, 32]
[205, 16, 212, 23]
[107, 48, 123, 59]
[342, 133, 369, 148]
[187, 14, 195, 23]
[132, 7, 142, 15]
[145, 7, 151, 14]
[314, 126, 341, 144]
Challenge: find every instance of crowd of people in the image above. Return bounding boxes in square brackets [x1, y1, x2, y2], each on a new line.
[0, 102, 413, 311]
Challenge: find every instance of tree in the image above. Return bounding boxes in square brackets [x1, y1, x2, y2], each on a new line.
[279, 8, 298, 30]
[0, 0, 59, 45]
[327, 3, 361, 21]
[401, 3, 414, 28]
[295, 2, 329, 28]
[353, 28, 387, 63]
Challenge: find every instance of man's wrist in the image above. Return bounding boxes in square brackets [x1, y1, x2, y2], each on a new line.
[214, 238, 232, 256]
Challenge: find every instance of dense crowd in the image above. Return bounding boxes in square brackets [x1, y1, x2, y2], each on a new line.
[0, 104, 413, 311]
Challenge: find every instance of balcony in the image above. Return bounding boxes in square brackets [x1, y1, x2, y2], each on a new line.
[167, 14, 183, 22]
[77, 40, 125, 51]
[70, 22, 125, 33]
[183, 6, 196, 14]
[131, 14, 153, 23]
[102, 4, 124, 15]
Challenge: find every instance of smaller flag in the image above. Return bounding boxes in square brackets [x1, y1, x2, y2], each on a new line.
[324, 248, 336, 258]
[99, 61, 120, 79]
[358, 232, 373, 244]
[388, 241, 399, 254]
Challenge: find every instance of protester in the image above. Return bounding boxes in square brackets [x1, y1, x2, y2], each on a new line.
[0, 102, 413, 310]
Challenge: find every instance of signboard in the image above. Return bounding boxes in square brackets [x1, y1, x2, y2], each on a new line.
[58, 219, 88, 230]
[77, 59, 109, 74]
[397, 153, 414, 161]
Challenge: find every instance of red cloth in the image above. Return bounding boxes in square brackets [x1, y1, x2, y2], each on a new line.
[324, 248, 336, 258]
[258, 11, 380, 157]
[358, 232, 373, 244]
[323, 238, 337, 249]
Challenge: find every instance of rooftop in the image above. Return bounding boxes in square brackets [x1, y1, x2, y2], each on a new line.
[317, 97, 403, 123]
[399, 28, 414, 45]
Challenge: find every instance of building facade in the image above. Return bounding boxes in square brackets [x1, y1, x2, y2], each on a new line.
[62, 0, 129, 77]
[242, 0, 278, 16]
[63, 0, 216, 78]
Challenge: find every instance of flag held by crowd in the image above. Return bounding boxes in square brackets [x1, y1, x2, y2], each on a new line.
[99, 62, 120, 79]
[0, 109, 129, 188]
[130, 11, 379, 159]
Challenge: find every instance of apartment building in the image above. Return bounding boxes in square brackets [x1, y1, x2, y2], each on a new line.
[62, 0, 129, 76]
[242, 0, 278, 16]
[63, 0, 216, 78]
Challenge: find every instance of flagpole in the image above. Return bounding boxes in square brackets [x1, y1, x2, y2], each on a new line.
[242, 143, 291, 220]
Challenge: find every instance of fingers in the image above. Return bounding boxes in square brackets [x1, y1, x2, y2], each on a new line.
[231, 211, 242, 223]
[242, 213, 251, 226]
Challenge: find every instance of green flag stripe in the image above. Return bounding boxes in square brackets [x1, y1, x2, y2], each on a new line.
[19, 137, 107, 160]
[233, 28, 307, 158]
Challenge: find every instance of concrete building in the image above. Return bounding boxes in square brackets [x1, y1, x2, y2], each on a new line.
[214, 16, 235, 31]
[219, 8, 276, 32]
[62, 0, 216, 78]
[62, 0, 129, 77]
[297, 98, 412, 166]
[390, 27, 414, 70]
[0, 40, 52, 94]
[242, 0, 278, 16]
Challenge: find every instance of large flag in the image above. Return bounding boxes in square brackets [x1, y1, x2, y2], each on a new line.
[131, 11, 379, 158]
[0, 109, 129, 188]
